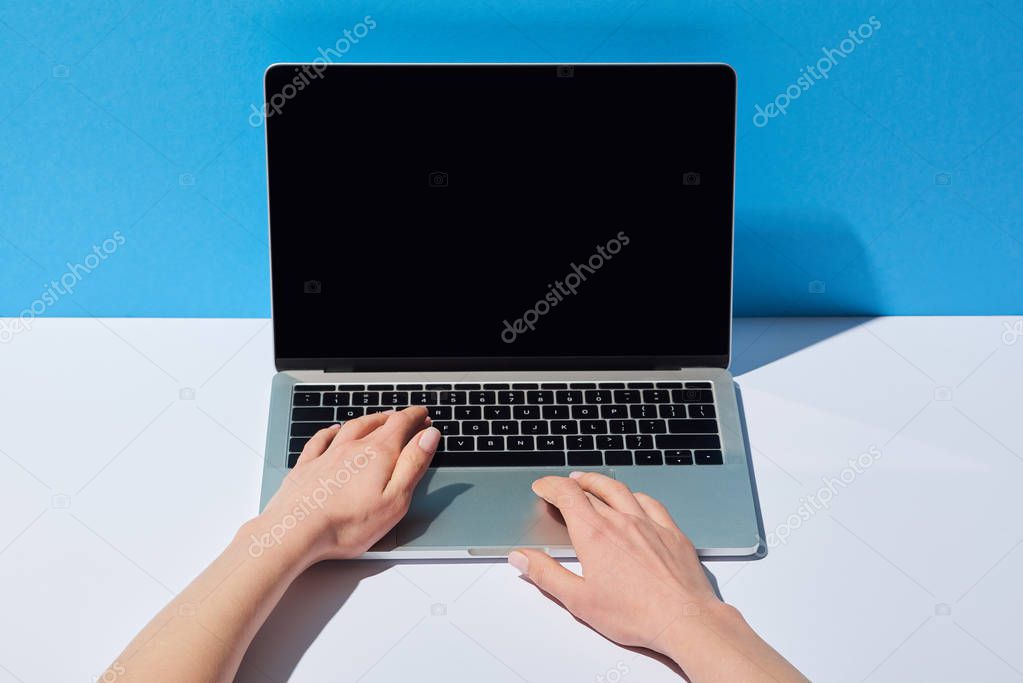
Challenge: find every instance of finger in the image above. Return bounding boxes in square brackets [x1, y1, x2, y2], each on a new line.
[531, 476, 605, 538]
[384, 426, 441, 498]
[295, 424, 341, 466]
[569, 471, 645, 516]
[372, 406, 430, 454]
[633, 492, 679, 530]
[508, 548, 584, 609]
[583, 491, 615, 518]
[336, 410, 395, 443]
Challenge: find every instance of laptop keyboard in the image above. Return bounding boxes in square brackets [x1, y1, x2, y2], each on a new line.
[287, 382, 723, 469]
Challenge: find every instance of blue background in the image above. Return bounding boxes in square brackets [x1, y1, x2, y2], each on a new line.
[1, 0, 1021, 318]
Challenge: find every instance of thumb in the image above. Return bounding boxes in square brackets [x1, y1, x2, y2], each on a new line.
[384, 426, 440, 498]
[509, 548, 584, 609]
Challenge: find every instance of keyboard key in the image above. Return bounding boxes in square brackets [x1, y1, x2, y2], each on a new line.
[425, 383, 452, 390]
[292, 407, 334, 421]
[508, 435, 534, 450]
[542, 405, 569, 419]
[627, 382, 654, 388]
[551, 421, 578, 435]
[323, 392, 349, 406]
[636, 450, 663, 465]
[568, 451, 602, 466]
[596, 435, 624, 450]
[397, 383, 423, 390]
[569, 383, 596, 389]
[410, 391, 437, 405]
[667, 419, 718, 434]
[609, 419, 637, 434]
[638, 419, 667, 434]
[293, 392, 320, 406]
[295, 384, 334, 392]
[514, 405, 541, 420]
[629, 404, 658, 419]
[498, 391, 525, 404]
[604, 450, 632, 465]
[455, 406, 482, 420]
[674, 388, 713, 403]
[581, 420, 607, 434]
[427, 406, 452, 420]
[686, 382, 712, 389]
[351, 392, 379, 405]
[289, 437, 309, 452]
[556, 390, 583, 404]
[287, 452, 301, 468]
[657, 382, 684, 388]
[440, 391, 467, 404]
[434, 421, 459, 435]
[626, 434, 654, 450]
[431, 452, 566, 467]
[380, 391, 408, 406]
[571, 405, 599, 419]
[542, 383, 568, 389]
[522, 420, 549, 435]
[454, 384, 479, 390]
[511, 383, 539, 389]
[484, 405, 511, 420]
[658, 404, 685, 419]
[642, 389, 670, 403]
[567, 435, 595, 450]
[656, 434, 721, 449]
[337, 406, 365, 420]
[462, 421, 489, 435]
[665, 449, 694, 465]
[483, 383, 510, 390]
[688, 404, 716, 419]
[493, 420, 518, 435]
[337, 384, 364, 390]
[600, 404, 628, 419]
[537, 435, 565, 450]
[527, 390, 554, 404]
[613, 390, 641, 403]
[366, 406, 392, 414]
[478, 436, 505, 451]
[291, 421, 333, 436]
[695, 449, 724, 465]
[584, 390, 612, 404]
[598, 382, 625, 388]
[469, 391, 496, 404]
[447, 436, 474, 451]
[367, 384, 393, 391]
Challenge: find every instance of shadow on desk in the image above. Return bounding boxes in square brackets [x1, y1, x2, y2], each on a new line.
[236, 560, 391, 682]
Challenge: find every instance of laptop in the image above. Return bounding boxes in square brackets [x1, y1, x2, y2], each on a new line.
[259, 63, 763, 559]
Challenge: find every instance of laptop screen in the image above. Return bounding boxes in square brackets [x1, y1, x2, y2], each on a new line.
[266, 64, 735, 369]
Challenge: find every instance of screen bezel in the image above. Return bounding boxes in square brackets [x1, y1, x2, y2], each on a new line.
[265, 63, 736, 372]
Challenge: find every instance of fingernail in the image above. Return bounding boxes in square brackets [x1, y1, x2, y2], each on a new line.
[508, 550, 529, 574]
[569, 471, 583, 479]
[424, 416, 433, 425]
[418, 427, 441, 453]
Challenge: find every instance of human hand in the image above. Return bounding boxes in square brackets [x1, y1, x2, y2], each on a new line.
[252, 407, 440, 565]
[509, 472, 721, 653]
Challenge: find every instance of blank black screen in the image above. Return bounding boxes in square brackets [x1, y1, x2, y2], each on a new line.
[266, 64, 735, 368]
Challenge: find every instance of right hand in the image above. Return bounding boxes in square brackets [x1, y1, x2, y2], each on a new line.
[508, 472, 722, 653]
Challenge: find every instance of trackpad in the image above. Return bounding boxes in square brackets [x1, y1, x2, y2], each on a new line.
[394, 468, 615, 551]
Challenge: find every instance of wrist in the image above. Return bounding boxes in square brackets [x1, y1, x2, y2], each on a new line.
[236, 511, 328, 574]
[655, 600, 748, 666]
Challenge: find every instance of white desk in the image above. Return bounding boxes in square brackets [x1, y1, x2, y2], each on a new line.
[0, 317, 1021, 682]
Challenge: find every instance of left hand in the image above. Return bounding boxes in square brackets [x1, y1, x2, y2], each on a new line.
[251, 407, 440, 565]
